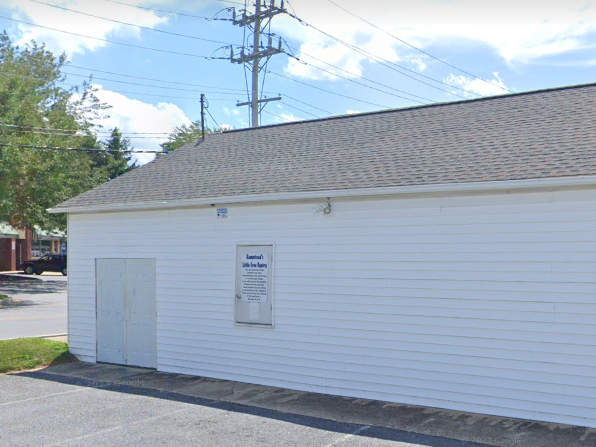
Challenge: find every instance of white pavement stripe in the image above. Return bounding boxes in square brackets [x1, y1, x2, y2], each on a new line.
[0, 388, 87, 406]
[326, 425, 372, 447]
[45, 407, 190, 446]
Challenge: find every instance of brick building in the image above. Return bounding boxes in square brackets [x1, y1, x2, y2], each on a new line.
[0, 223, 33, 271]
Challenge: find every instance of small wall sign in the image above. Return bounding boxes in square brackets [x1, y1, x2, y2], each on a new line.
[240, 253, 269, 303]
[217, 208, 228, 218]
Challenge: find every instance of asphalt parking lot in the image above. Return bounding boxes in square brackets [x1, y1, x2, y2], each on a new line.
[0, 369, 490, 447]
[2, 362, 593, 447]
[0, 273, 67, 340]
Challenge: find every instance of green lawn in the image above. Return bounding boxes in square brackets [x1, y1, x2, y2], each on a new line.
[0, 338, 75, 373]
[0, 294, 8, 300]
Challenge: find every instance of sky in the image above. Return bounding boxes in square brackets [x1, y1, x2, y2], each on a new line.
[1, 0, 596, 164]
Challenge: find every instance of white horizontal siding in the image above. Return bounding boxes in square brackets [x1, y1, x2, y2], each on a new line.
[67, 214, 96, 362]
[68, 187, 596, 427]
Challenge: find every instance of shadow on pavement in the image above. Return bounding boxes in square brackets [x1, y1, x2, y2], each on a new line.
[0, 299, 46, 309]
[0, 278, 66, 296]
[17, 368, 495, 447]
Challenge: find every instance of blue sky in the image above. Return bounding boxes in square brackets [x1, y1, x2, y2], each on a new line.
[2, 0, 596, 163]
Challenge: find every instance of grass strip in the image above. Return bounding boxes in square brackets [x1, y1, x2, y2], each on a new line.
[0, 338, 74, 373]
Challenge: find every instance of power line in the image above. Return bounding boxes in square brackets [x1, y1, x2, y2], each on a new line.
[285, 53, 429, 105]
[0, 15, 227, 60]
[57, 79, 237, 101]
[284, 12, 478, 99]
[60, 80, 237, 102]
[2, 125, 174, 140]
[0, 123, 169, 135]
[206, 109, 222, 130]
[65, 64, 331, 116]
[285, 0, 299, 17]
[60, 71, 248, 95]
[0, 143, 166, 154]
[217, 0, 247, 5]
[6, 130, 169, 139]
[280, 102, 322, 119]
[282, 94, 333, 115]
[66, 65, 331, 116]
[64, 83, 235, 101]
[0, 67, 240, 102]
[262, 110, 294, 122]
[26, 0, 236, 46]
[66, 64, 248, 92]
[1, 14, 347, 116]
[268, 70, 391, 109]
[96, 0, 233, 21]
[285, 44, 437, 103]
[325, 0, 511, 93]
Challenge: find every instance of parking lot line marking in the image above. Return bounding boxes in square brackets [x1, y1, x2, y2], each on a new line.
[0, 388, 87, 406]
[326, 425, 371, 447]
[45, 407, 190, 446]
[0, 314, 67, 322]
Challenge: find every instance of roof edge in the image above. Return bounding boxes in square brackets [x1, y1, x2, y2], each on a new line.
[209, 81, 596, 136]
[48, 174, 596, 215]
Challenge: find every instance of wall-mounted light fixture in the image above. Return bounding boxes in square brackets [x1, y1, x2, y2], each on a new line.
[313, 202, 332, 215]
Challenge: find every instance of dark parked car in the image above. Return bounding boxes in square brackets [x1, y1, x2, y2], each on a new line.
[20, 254, 67, 276]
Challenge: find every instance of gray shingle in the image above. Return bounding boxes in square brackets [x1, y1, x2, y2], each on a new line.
[54, 83, 596, 210]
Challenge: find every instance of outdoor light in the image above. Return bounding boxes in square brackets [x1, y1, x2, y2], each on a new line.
[311, 202, 332, 215]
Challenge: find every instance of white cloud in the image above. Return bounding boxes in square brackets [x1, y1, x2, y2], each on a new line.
[277, 12, 401, 81]
[280, 113, 301, 122]
[266, 110, 302, 123]
[277, 0, 596, 80]
[346, 110, 361, 115]
[3, 0, 168, 55]
[444, 72, 510, 97]
[89, 84, 191, 164]
[223, 106, 240, 116]
[407, 57, 426, 72]
[222, 107, 231, 116]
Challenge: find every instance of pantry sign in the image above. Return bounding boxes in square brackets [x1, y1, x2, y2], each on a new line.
[240, 253, 269, 302]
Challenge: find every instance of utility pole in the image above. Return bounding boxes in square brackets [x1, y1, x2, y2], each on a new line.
[231, 1, 285, 127]
[200, 93, 206, 140]
[250, 0, 262, 128]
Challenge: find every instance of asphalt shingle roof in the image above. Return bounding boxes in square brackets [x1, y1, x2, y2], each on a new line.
[54, 83, 596, 211]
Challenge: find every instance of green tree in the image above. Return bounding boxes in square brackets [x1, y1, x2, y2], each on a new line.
[0, 32, 110, 230]
[91, 127, 137, 180]
[160, 120, 207, 154]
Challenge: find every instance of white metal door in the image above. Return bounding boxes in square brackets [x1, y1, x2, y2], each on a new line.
[126, 259, 157, 368]
[96, 259, 156, 368]
[96, 259, 126, 364]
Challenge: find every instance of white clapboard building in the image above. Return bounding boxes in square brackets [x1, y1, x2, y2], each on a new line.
[51, 83, 596, 428]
